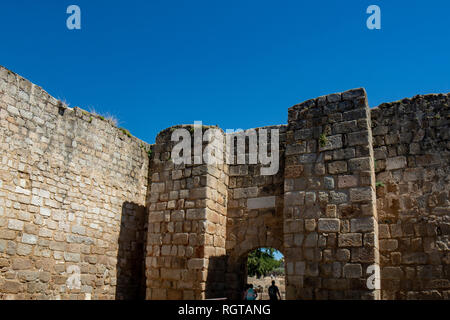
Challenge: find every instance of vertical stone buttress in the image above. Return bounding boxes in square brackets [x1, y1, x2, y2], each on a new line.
[284, 88, 380, 299]
[145, 125, 228, 300]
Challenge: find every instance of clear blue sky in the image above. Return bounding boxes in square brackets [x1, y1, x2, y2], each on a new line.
[1, 1, 449, 143]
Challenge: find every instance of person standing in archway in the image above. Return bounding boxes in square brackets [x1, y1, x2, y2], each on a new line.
[245, 284, 258, 300]
[268, 280, 281, 301]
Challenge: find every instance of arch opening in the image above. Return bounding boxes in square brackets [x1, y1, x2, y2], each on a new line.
[243, 247, 285, 300]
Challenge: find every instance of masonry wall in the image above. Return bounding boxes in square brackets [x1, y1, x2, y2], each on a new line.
[145, 125, 228, 300]
[284, 88, 380, 300]
[1, 65, 449, 300]
[224, 126, 286, 299]
[0, 66, 150, 299]
[372, 94, 450, 299]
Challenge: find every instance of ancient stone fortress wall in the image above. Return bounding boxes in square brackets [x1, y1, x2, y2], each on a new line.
[0, 65, 448, 300]
[284, 89, 380, 300]
[0, 66, 150, 299]
[219, 126, 286, 299]
[372, 94, 450, 299]
[145, 125, 228, 300]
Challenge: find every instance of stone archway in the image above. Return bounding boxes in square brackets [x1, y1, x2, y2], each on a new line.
[224, 234, 285, 300]
[245, 247, 286, 300]
[144, 89, 381, 300]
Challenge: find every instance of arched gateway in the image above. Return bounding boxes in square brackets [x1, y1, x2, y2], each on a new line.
[145, 88, 381, 300]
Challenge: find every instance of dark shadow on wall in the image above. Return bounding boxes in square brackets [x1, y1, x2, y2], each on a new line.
[115, 202, 148, 300]
[205, 255, 228, 300]
[205, 255, 247, 300]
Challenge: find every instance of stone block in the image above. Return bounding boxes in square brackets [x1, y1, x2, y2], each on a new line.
[330, 191, 348, 204]
[319, 134, 343, 151]
[328, 161, 347, 174]
[342, 88, 365, 100]
[305, 219, 316, 232]
[247, 196, 276, 209]
[323, 176, 334, 189]
[333, 120, 358, 134]
[382, 267, 404, 280]
[285, 191, 305, 206]
[350, 217, 375, 233]
[343, 263, 362, 279]
[305, 192, 316, 205]
[285, 165, 304, 178]
[187, 258, 207, 270]
[325, 204, 337, 218]
[327, 93, 341, 102]
[378, 224, 390, 239]
[318, 218, 340, 232]
[349, 187, 374, 202]
[294, 234, 304, 246]
[348, 157, 371, 172]
[12, 258, 32, 270]
[17, 244, 32, 256]
[379, 239, 398, 251]
[8, 219, 24, 231]
[338, 233, 363, 247]
[386, 156, 407, 171]
[0, 281, 21, 294]
[233, 187, 258, 199]
[64, 252, 80, 262]
[336, 249, 351, 262]
[338, 175, 358, 188]
[295, 261, 306, 275]
[161, 269, 181, 280]
[40, 207, 51, 217]
[18, 271, 39, 281]
[151, 182, 165, 193]
[401, 252, 428, 265]
[347, 131, 369, 146]
[173, 233, 189, 245]
[21, 233, 37, 245]
[298, 153, 317, 163]
[304, 233, 318, 247]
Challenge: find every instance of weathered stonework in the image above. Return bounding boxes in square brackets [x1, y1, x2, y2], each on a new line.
[0, 65, 449, 300]
[372, 95, 450, 299]
[0, 66, 150, 299]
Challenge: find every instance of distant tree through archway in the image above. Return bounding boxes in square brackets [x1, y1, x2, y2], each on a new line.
[244, 248, 285, 300]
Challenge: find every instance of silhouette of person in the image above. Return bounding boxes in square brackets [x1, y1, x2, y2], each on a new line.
[268, 280, 281, 301]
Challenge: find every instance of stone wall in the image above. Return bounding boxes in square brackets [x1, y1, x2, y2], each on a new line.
[0, 66, 150, 299]
[372, 94, 450, 299]
[224, 126, 286, 299]
[0, 65, 449, 300]
[284, 88, 379, 300]
[145, 125, 228, 300]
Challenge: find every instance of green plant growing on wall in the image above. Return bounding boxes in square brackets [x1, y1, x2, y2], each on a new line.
[319, 133, 328, 148]
[88, 108, 118, 126]
[120, 128, 132, 138]
[376, 181, 385, 187]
